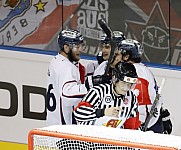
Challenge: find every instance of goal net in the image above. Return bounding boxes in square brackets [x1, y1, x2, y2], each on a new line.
[28, 125, 181, 150]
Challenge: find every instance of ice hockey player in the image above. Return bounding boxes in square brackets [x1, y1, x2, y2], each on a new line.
[124, 39, 172, 134]
[74, 62, 141, 129]
[86, 31, 126, 76]
[46, 29, 113, 126]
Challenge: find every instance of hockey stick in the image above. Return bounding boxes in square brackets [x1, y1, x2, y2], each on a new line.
[62, 0, 86, 30]
[98, 19, 116, 75]
[143, 78, 166, 131]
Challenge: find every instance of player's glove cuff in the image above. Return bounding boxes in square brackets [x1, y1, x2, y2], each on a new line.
[162, 116, 170, 121]
[96, 108, 105, 118]
[160, 108, 172, 134]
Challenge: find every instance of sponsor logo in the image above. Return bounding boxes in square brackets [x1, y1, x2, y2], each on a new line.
[123, 98, 129, 105]
[103, 119, 122, 128]
[0, 81, 46, 120]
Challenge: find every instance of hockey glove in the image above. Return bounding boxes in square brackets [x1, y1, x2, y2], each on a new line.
[85, 75, 111, 90]
[160, 108, 172, 134]
[97, 52, 104, 64]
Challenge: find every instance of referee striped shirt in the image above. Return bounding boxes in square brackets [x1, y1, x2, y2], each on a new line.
[74, 83, 138, 128]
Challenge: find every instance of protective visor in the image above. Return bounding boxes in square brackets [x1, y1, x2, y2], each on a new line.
[71, 42, 86, 51]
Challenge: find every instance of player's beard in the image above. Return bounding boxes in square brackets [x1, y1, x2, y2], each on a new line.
[68, 49, 80, 62]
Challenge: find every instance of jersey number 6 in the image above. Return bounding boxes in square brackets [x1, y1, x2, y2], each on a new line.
[47, 84, 56, 111]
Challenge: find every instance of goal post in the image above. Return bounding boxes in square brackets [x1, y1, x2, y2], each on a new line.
[28, 125, 181, 150]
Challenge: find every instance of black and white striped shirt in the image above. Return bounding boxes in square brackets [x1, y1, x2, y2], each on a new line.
[74, 83, 139, 128]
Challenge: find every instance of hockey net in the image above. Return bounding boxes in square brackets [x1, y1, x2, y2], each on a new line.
[28, 125, 181, 150]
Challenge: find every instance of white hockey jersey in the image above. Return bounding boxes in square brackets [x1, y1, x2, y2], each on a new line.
[46, 54, 87, 126]
[86, 61, 99, 76]
[93, 61, 108, 76]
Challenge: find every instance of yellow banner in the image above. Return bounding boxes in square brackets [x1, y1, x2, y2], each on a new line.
[0, 141, 27, 150]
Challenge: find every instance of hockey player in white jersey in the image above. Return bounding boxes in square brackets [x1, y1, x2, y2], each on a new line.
[86, 52, 104, 76]
[93, 31, 132, 76]
[46, 29, 115, 126]
[74, 62, 141, 129]
[86, 31, 126, 76]
[46, 29, 88, 126]
[125, 39, 172, 134]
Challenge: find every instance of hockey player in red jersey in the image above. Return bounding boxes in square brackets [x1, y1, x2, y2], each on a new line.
[74, 62, 141, 129]
[124, 39, 172, 134]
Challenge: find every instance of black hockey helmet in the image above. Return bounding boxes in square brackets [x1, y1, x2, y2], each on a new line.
[100, 31, 126, 46]
[57, 29, 85, 50]
[118, 39, 143, 59]
[112, 62, 138, 84]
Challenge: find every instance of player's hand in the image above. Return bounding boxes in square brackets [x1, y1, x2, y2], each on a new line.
[104, 107, 121, 118]
[160, 108, 172, 134]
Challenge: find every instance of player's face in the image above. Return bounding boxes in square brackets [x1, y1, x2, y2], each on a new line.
[68, 43, 84, 62]
[101, 44, 111, 61]
[114, 80, 132, 95]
